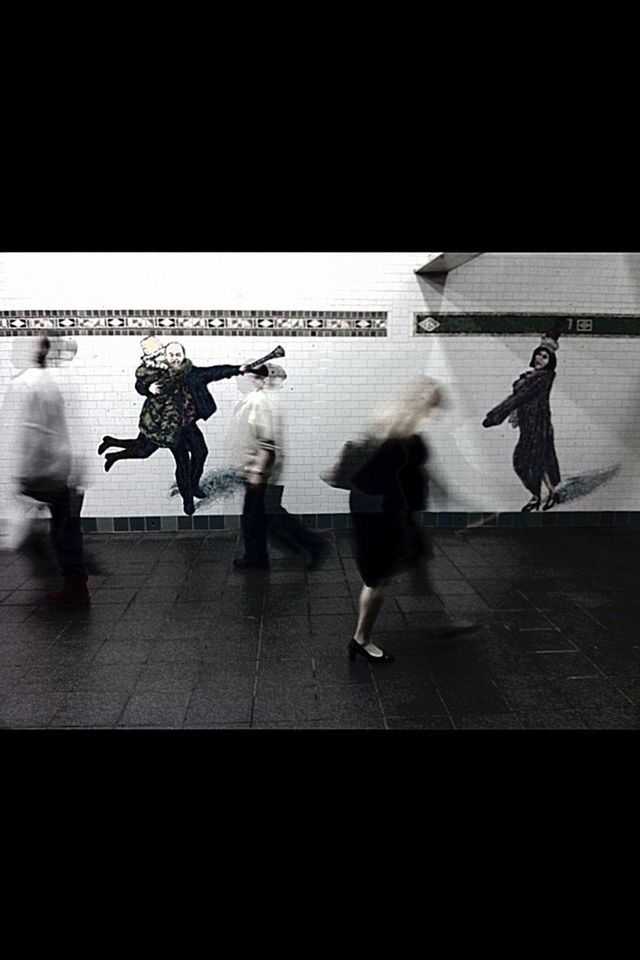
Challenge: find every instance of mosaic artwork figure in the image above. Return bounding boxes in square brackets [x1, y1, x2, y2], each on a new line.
[482, 324, 565, 512]
[98, 337, 246, 515]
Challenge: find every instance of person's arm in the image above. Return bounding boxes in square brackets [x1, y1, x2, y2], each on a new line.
[196, 364, 244, 384]
[135, 365, 156, 397]
[483, 373, 551, 427]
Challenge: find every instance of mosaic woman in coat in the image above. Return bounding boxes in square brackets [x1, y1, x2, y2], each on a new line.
[482, 326, 565, 512]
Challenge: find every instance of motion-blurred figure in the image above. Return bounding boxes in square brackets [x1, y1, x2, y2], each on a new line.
[6, 335, 90, 604]
[232, 364, 277, 569]
[324, 377, 478, 663]
[263, 363, 330, 569]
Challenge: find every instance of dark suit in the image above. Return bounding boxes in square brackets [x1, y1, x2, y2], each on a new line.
[102, 363, 242, 513]
[137, 363, 242, 509]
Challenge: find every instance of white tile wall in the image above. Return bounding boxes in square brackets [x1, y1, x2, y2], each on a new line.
[1, 251, 639, 517]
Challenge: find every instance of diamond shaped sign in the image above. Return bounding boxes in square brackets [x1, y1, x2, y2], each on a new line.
[417, 316, 440, 333]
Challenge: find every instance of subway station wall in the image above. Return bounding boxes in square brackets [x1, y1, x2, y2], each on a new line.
[1, 252, 639, 521]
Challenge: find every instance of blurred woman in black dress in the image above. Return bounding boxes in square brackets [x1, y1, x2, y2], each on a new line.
[348, 379, 449, 663]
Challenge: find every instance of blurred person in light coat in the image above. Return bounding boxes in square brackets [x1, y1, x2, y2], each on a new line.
[4, 334, 90, 604]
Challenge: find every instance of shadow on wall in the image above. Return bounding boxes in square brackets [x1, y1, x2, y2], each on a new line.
[619, 254, 640, 452]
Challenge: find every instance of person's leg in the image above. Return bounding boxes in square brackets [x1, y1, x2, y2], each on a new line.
[49, 487, 87, 580]
[353, 583, 387, 654]
[170, 441, 194, 515]
[23, 486, 89, 603]
[265, 484, 330, 565]
[409, 557, 479, 638]
[184, 424, 208, 497]
[98, 436, 141, 455]
[541, 461, 561, 510]
[238, 483, 269, 566]
[514, 442, 542, 510]
[104, 435, 159, 472]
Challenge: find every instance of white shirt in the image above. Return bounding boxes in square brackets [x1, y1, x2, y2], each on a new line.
[231, 388, 280, 481]
[8, 367, 72, 488]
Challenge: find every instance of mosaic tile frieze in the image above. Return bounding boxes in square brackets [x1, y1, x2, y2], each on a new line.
[414, 313, 640, 337]
[0, 309, 387, 337]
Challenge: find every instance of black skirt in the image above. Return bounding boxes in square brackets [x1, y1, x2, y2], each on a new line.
[351, 509, 431, 588]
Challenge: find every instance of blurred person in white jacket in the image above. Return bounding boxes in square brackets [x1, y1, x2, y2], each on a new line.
[262, 363, 329, 569]
[231, 362, 329, 570]
[5, 335, 90, 604]
[232, 364, 277, 569]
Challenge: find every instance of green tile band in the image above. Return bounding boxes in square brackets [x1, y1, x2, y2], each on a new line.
[415, 313, 640, 336]
[79, 512, 640, 533]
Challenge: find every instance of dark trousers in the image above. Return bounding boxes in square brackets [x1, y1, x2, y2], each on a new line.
[241, 483, 269, 563]
[265, 485, 325, 555]
[105, 426, 208, 501]
[21, 484, 86, 579]
[181, 423, 208, 493]
[241, 483, 325, 563]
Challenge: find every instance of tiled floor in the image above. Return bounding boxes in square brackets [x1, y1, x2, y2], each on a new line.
[1, 526, 640, 729]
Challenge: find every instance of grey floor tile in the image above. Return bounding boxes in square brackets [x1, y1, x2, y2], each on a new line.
[262, 616, 310, 641]
[435, 677, 511, 718]
[93, 641, 154, 664]
[2, 529, 640, 732]
[252, 717, 386, 729]
[260, 634, 313, 659]
[581, 708, 640, 729]
[312, 657, 376, 685]
[118, 690, 191, 727]
[454, 713, 524, 729]
[264, 598, 310, 618]
[259, 658, 315, 684]
[50, 692, 130, 727]
[185, 684, 253, 724]
[517, 710, 589, 729]
[531, 651, 602, 678]
[378, 681, 446, 719]
[0, 691, 68, 727]
[73, 661, 145, 691]
[1, 590, 48, 605]
[307, 582, 351, 599]
[550, 676, 633, 710]
[253, 677, 319, 723]
[0, 605, 44, 623]
[497, 676, 569, 711]
[387, 716, 455, 729]
[308, 597, 356, 615]
[314, 682, 383, 724]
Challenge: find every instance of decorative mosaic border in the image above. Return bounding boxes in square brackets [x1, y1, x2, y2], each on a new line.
[0, 309, 387, 337]
[414, 312, 640, 336]
[63, 511, 640, 533]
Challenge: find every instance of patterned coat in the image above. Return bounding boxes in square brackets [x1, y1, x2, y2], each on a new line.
[135, 360, 191, 447]
[484, 369, 561, 497]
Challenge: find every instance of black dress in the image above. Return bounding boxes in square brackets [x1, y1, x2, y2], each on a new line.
[349, 434, 432, 588]
[484, 369, 561, 499]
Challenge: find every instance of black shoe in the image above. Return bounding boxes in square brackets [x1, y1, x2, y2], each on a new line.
[97, 436, 113, 455]
[233, 557, 269, 570]
[182, 497, 195, 516]
[348, 638, 394, 663]
[542, 492, 560, 511]
[521, 497, 540, 512]
[104, 454, 116, 473]
[193, 487, 207, 499]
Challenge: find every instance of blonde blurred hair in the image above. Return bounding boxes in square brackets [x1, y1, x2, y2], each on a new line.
[370, 377, 443, 441]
